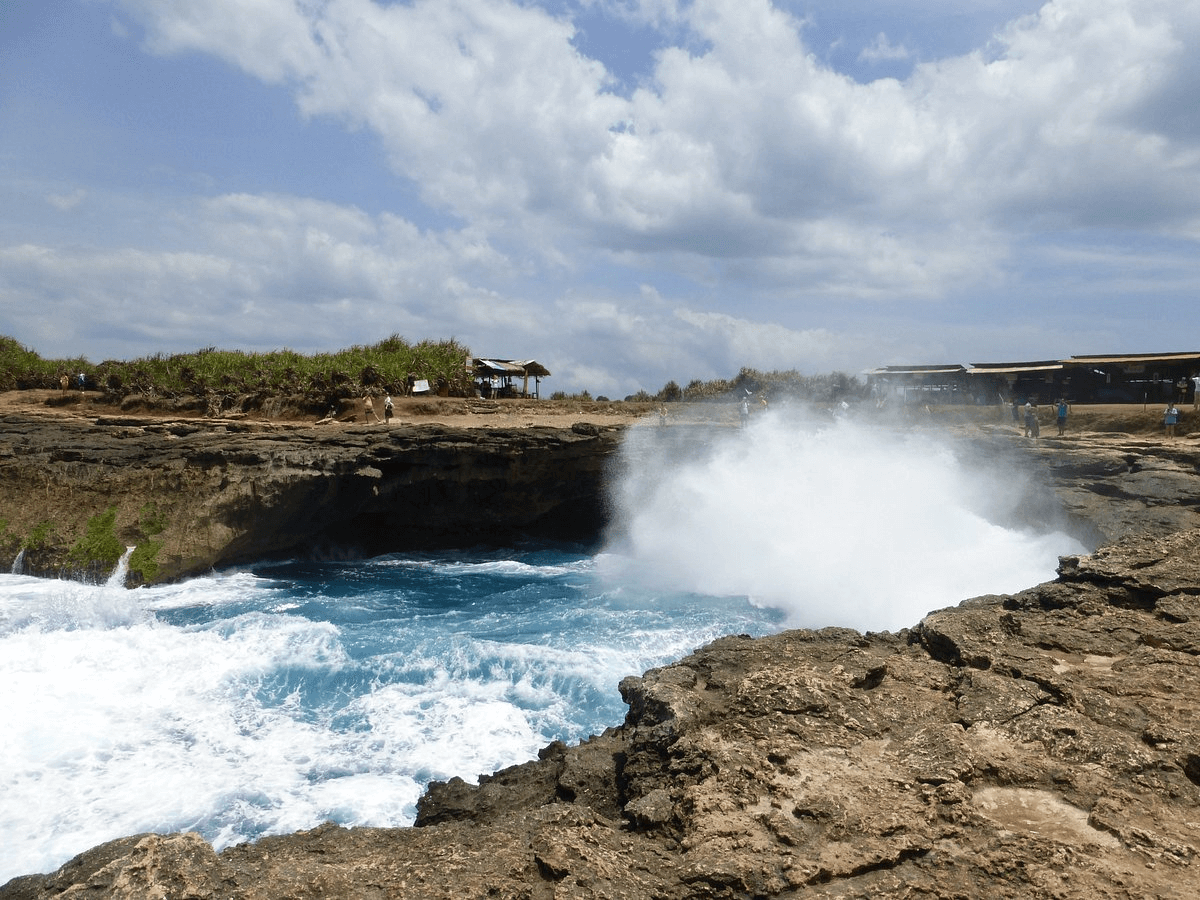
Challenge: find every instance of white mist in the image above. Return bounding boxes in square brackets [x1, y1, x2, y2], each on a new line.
[602, 406, 1086, 633]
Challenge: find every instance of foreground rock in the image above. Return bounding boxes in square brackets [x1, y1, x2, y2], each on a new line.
[8, 526, 1200, 899]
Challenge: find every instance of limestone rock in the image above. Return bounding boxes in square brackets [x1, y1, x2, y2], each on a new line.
[12, 527, 1200, 898]
[11, 416, 1200, 898]
[0, 415, 620, 584]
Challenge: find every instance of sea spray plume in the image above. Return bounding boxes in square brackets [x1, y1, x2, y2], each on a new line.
[601, 404, 1085, 632]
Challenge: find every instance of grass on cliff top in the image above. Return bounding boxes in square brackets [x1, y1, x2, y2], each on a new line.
[0, 335, 475, 401]
[1, 334, 868, 406]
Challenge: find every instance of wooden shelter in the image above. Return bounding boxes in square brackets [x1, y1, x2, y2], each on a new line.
[1063, 353, 1200, 404]
[471, 358, 551, 399]
[965, 360, 1065, 404]
[867, 352, 1200, 406]
[864, 364, 970, 405]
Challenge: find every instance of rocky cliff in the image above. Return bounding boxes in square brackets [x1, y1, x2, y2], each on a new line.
[7, 526, 1200, 899]
[6, 411, 1200, 899]
[0, 411, 621, 584]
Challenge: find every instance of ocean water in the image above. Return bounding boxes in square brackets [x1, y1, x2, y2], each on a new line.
[0, 408, 1086, 882]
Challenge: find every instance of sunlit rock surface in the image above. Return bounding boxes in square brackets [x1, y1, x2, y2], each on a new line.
[8, 526, 1200, 898]
[6, 408, 1200, 898]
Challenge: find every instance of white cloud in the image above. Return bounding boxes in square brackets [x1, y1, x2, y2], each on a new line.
[672, 308, 841, 371]
[858, 32, 910, 63]
[45, 189, 87, 211]
[0, 191, 520, 356]
[110, 0, 1200, 277]
[7, 0, 1200, 392]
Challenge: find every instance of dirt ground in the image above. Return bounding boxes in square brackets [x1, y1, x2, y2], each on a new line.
[0, 389, 1191, 436]
[0, 389, 658, 429]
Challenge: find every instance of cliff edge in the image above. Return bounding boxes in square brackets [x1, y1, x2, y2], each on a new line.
[6, 398, 1200, 898]
[0, 407, 623, 584]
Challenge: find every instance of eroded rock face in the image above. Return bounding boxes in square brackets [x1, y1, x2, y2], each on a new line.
[8, 415, 1200, 898]
[998, 424, 1200, 545]
[0, 414, 621, 584]
[10, 527, 1200, 899]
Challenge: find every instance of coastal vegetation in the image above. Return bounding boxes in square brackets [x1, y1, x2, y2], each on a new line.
[0, 334, 865, 407]
[67, 506, 124, 578]
[0, 335, 475, 402]
[128, 502, 169, 584]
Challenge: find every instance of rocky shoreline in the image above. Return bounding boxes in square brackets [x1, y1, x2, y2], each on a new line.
[5, 403, 1200, 898]
[0, 409, 625, 584]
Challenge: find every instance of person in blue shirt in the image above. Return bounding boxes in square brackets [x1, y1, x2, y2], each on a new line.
[1163, 403, 1179, 438]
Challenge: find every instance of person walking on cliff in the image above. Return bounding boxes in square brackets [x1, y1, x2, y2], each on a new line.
[363, 394, 381, 423]
[384, 394, 394, 424]
[1163, 402, 1179, 438]
[1023, 401, 1039, 438]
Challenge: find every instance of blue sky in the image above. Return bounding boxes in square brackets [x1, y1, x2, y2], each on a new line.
[2, 0, 1198, 396]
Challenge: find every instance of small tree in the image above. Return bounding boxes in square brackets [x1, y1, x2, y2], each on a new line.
[656, 380, 682, 402]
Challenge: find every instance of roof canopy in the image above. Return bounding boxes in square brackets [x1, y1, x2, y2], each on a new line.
[472, 358, 551, 377]
[864, 364, 966, 376]
[1069, 352, 1200, 365]
[966, 361, 1063, 375]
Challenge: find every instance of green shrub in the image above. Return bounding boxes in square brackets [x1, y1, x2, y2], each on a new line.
[128, 540, 162, 583]
[68, 506, 123, 570]
[139, 501, 168, 536]
[0, 337, 90, 391]
[0, 333, 476, 404]
[24, 520, 55, 550]
[663, 368, 866, 403]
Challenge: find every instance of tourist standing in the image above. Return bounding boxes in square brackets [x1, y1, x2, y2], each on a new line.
[1023, 401, 1039, 438]
[363, 394, 380, 423]
[1164, 402, 1179, 438]
[1191, 373, 1200, 410]
[384, 394, 394, 423]
[1055, 399, 1070, 436]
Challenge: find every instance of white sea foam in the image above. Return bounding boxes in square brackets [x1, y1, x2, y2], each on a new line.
[380, 556, 593, 579]
[0, 551, 757, 884]
[139, 570, 280, 611]
[0, 579, 542, 881]
[602, 406, 1086, 633]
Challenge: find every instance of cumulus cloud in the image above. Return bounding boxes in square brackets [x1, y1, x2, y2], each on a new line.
[4, 0, 1200, 392]
[0, 191, 521, 358]
[110, 0, 1200, 272]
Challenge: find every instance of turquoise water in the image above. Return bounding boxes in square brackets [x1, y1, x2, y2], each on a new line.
[0, 409, 1087, 882]
[0, 546, 782, 882]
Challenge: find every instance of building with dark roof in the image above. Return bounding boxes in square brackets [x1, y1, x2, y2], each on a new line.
[867, 352, 1200, 405]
